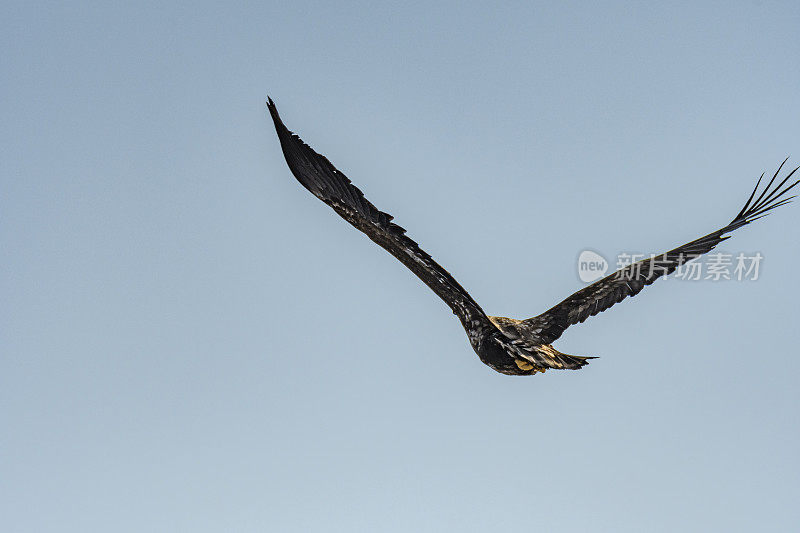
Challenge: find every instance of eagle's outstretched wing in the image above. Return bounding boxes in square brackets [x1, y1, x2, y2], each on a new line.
[522, 161, 799, 345]
[267, 98, 496, 340]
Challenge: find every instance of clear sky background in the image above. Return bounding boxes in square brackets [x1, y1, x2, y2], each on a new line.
[2, 2, 799, 532]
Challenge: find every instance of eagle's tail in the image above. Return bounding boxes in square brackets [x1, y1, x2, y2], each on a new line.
[515, 345, 596, 373]
[542, 345, 596, 370]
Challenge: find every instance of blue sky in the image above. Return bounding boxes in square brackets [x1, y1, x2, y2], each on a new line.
[2, 1, 799, 531]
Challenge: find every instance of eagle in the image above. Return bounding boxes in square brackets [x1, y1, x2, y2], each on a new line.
[267, 98, 798, 376]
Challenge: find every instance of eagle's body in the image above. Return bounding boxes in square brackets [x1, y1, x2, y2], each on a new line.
[477, 317, 589, 375]
[267, 98, 798, 376]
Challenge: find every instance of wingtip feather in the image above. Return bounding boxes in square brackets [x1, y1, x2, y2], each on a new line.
[735, 158, 798, 224]
[266, 96, 288, 132]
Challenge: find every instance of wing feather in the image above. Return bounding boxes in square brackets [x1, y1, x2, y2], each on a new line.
[267, 98, 495, 337]
[523, 161, 799, 344]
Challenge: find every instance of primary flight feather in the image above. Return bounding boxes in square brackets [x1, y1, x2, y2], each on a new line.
[267, 97, 798, 376]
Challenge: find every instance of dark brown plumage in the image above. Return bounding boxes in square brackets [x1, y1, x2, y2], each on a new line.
[268, 97, 798, 376]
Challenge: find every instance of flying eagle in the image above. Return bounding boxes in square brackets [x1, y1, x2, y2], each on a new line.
[267, 98, 798, 376]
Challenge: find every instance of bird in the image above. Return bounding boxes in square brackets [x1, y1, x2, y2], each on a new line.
[267, 97, 798, 376]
